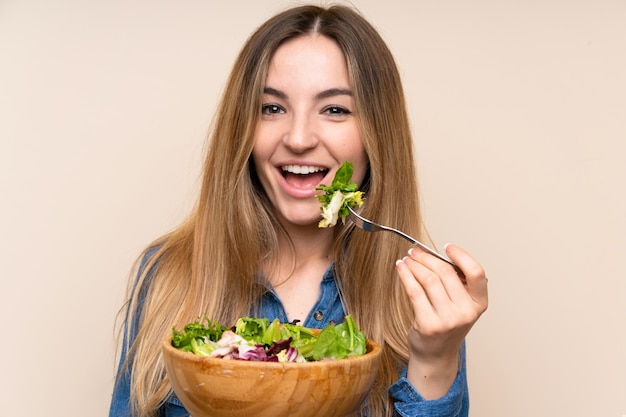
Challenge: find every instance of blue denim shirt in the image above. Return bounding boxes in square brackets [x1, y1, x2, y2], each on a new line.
[109, 264, 469, 416]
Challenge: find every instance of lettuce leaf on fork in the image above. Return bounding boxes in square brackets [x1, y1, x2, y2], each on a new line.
[316, 161, 364, 228]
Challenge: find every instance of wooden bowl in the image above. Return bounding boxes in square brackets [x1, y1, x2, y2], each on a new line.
[162, 335, 382, 417]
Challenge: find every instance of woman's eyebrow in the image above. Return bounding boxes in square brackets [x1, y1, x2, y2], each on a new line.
[315, 88, 353, 100]
[263, 86, 287, 99]
[263, 86, 353, 100]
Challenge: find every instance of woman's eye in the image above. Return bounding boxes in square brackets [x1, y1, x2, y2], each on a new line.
[323, 106, 352, 116]
[261, 104, 284, 115]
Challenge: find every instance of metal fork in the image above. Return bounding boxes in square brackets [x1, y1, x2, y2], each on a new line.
[347, 206, 462, 273]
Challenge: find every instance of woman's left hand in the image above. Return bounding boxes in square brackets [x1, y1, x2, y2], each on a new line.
[395, 243, 488, 399]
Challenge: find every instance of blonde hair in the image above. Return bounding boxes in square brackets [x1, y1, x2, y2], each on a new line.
[118, 5, 424, 416]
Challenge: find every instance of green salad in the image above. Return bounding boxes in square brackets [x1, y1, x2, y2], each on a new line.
[316, 161, 364, 228]
[171, 315, 367, 363]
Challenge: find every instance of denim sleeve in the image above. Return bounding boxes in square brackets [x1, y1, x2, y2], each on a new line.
[109, 248, 168, 417]
[389, 342, 469, 417]
[109, 335, 135, 417]
[108, 270, 143, 417]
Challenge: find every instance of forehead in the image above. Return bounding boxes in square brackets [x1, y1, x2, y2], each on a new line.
[266, 35, 350, 89]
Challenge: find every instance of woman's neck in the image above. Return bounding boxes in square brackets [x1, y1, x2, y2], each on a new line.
[282, 222, 334, 258]
[266, 224, 335, 322]
[263, 223, 334, 283]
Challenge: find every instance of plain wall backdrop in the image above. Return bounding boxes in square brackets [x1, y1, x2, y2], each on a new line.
[1, 0, 624, 416]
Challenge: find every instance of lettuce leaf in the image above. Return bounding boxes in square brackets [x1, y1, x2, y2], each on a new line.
[311, 315, 367, 360]
[234, 317, 269, 344]
[171, 318, 227, 352]
[316, 161, 364, 228]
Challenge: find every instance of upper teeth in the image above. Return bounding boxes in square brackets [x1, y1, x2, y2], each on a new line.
[281, 165, 325, 175]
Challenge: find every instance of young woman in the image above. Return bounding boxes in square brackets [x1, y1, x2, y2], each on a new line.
[109, 5, 488, 417]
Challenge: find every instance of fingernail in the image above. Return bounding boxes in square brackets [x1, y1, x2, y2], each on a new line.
[407, 248, 414, 257]
[444, 243, 452, 252]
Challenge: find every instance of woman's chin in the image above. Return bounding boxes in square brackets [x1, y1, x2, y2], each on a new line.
[276, 211, 325, 229]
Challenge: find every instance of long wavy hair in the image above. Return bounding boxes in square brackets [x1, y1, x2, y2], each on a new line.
[118, 5, 424, 416]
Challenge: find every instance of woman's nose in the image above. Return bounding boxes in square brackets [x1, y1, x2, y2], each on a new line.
[282, 113, 319, 153]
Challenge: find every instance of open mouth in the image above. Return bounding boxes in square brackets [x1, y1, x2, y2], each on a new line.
[281, 165, 329, 189]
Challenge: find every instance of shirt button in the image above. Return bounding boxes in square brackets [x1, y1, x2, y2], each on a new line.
[314, 311, 324, 321]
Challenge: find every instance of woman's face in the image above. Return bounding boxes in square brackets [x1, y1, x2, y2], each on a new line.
[252, 35, 368, 227]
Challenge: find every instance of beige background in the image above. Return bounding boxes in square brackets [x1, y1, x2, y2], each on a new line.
[1, 0, 624, 416]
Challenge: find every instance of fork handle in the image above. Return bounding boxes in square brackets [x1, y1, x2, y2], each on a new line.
[388, 227, 465, 277]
